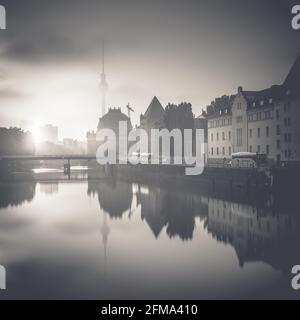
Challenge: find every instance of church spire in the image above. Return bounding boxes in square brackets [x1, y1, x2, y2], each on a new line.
[100, 41, 108, 116]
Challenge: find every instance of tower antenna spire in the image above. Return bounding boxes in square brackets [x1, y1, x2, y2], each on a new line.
[102, 40, 105, 74]
[100, 40, 108, 116]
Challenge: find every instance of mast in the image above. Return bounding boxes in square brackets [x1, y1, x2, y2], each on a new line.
[100, 41, 108, 116]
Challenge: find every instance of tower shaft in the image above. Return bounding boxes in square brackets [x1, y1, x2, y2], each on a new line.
[100, 42, 108, 116]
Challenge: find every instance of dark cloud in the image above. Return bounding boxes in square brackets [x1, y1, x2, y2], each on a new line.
[0, 0, 298, 65]
[0, 0, 299, 138]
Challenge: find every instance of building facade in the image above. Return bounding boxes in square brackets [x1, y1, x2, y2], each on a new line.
[139, 96, 165, 132]
[39, 124, 58, 144]
[206, 55, 300, 163]
[87, 107, 132, 155]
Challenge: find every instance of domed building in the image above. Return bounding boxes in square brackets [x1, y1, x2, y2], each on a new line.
[87, 107, 132, 156]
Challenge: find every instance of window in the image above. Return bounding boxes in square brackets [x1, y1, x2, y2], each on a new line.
[257, 145, 261, 153]
[249, 128, 252, 138]
[258, 128, 260, 138]
[237, 128, 243, 147]
[222, 132, 225, 141]
[211, 133, 213, 142]
[276, 110, 279, 121]
[277, 140, 281, 150]
[217, 147, 219, 155]
[228, 131, 231, 140]
[237, 102, 242, 110]
[249, 145, 252, 152]
[222, 147, 225, 155]
[211, 148, 213, 155]
[265, 111, 271, 120]
[266, 126, 269, 137]
[217, 133, 219, 141]
[276, 125, 280, 135]
[277, 154, 281, 163]
[236, 116, 243, 123]
[266, 145, 270, 155]
[229, 146, 231, 155]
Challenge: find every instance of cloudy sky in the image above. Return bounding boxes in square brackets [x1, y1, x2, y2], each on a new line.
[0, 0, 299, 140]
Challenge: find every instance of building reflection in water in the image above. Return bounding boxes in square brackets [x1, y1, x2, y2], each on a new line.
[39, 182, 59, 195]
[0, 181, 36, 209]
[87, 178, 300, 274]
[0, 176, 299, 298]
[206, 196, 300, 273]
[136, 184, 207, 240]
[88, 179, 133, 219]
[87, 178, 133, 278]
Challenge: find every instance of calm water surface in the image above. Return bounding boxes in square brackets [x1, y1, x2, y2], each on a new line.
[0, 168, 299, 299]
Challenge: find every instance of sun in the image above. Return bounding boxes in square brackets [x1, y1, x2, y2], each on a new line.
[32, 127, 41, 144]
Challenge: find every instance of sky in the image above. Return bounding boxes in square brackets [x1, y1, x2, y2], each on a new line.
[0, 0, 299, 140]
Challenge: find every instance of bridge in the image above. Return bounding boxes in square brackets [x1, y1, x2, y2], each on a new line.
[0, 155, 96, 161]
[0, 155, 97, 177]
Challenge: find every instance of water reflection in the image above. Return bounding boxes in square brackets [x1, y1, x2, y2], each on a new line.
[87, 178, 300, 273]
[0, 181, 36, 208]
[206, 197, 300, 273]
[39, 182, 59, 195]
[136, 184, 207, 240]
[88, 179, 133, 219]
[0, 176, 299, 299]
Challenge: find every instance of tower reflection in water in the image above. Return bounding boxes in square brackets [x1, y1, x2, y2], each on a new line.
[0, 177, 299, 298]
[87, 178, 300, 276]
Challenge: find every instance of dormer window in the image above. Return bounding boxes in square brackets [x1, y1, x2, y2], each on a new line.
[253, 102, 256, 107]
[260, 100, 264, 106]
[269, 98, 273, 104]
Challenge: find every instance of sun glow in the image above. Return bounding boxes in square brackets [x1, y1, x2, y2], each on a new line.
[32, 126, 41, 144]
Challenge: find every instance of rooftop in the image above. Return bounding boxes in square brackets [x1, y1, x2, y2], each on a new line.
[206, 54, 300, 118]
[142, 96, 165, 120]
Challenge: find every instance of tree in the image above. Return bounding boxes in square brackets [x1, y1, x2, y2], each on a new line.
[0, 127, 35, 156]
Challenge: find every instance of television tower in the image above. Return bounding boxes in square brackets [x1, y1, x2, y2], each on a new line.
[100, 41, 108, 116]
